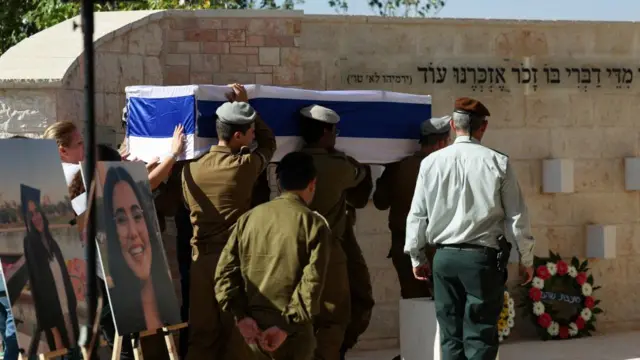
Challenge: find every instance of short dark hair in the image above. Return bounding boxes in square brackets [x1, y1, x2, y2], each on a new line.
[216, 119, 252, 142]
[276, 152, 316, 191]
[8, 135, 28, 139]
[420, 132, 450, 146]
[299, 115, 334, 144]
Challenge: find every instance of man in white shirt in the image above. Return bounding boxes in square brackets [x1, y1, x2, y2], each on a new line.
[405, 97, 535, 360]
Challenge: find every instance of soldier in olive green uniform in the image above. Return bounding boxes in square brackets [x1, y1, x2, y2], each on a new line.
[215, 151, 332, 360]
[340, 163, 375, 358]
[182, 84, 277, 360]
[298, 105, 372, 360]
[373, 116, 452, 300]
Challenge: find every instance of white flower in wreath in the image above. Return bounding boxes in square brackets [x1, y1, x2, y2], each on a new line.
[532, 302, 545, 316]
[507, 298, 515, 308]
[546, 262, 557, 276]
[582, 283, 593, 296]
[508, 308, 516, 318]
[581, 308, 592, 321]
[547, 322, 560, 336]
[532, 277, 545, 289]
[507, 318, 515, 328]
[569, 322, 579, 337]
[503, 327, 511, 337]
[568, 266, 578, 278]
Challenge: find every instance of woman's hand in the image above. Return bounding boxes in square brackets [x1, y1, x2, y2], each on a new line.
[171, 124, 185, 158]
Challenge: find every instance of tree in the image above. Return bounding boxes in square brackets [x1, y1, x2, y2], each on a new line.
[0, 0, 445, 55]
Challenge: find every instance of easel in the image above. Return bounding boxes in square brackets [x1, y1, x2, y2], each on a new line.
[110, 323, 188, 360]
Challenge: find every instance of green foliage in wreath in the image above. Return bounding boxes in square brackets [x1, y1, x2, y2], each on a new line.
[519, 251, 602, 341]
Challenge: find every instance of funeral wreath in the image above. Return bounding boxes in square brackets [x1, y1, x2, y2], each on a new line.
[521, 251, 602, 340]
[498, 290, 515, 342]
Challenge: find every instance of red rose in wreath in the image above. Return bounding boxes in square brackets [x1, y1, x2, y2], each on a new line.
[556, 260, 568, 276]
[536, 265, 551, 280]
[576, 272, 587, 285]
[537, 313, 552, 328]
[584, 296, 595, 309]
[559, 326, 569, 339]
[529, 287, 542, 302]
[575, 316, 585, 330]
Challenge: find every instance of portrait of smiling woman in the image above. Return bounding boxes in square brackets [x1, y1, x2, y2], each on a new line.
[100, 164, 180, 335]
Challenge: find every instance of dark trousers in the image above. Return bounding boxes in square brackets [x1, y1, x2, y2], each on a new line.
[0, 296, 18, 360]
[389, 232, 437, 299]
[432, 247, 504, 360]
[174, 204, 193, 359]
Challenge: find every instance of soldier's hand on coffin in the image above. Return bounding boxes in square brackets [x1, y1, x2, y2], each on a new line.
[146, 157, 160, 172]
[259, 326, 288, 352]
[171, 124, 186, 157]
[236, 317, 261, 345]
[226, 83, 248, 102]
[413, 263, 432, 282]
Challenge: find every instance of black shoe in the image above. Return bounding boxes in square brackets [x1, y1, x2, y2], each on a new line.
[392, 355, 401, 360]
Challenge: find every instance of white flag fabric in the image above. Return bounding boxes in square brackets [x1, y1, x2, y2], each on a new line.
[125, 84, 432, 164]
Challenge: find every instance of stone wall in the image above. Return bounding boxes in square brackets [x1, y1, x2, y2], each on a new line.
[2, 10, 640, 351]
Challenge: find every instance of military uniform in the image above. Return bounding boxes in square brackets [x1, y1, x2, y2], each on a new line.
[182, 101, 276, 360]
[405, 98, 535, 360]
[373, 116, 451, 300]
[298, 105, 371, 360]
[215, 192, 333, 360]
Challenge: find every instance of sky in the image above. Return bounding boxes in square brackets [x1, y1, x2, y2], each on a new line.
[0, 140, 69, 204]
[299, 0, 640, 22]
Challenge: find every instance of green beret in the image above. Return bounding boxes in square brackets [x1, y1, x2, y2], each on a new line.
[421, 115, 452, 136]
[300, 105, 340, 124]
[216, 102, 257, 125]
[454, 97, 491, 117]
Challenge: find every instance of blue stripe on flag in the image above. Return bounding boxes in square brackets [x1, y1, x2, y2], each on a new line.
[196, 99, 431, 140]
[127, 96, 196, 138]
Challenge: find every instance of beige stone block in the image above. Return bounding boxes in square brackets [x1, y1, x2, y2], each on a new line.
[185, 29, 217, 42]
[590, 258, 628, 285]
[231, 46, 258, 55]
[570, 93, 596, 127]
[280, 47, 301, 68]
[545, 25, 595, 57]
[95, 53, 121, 93]
[94, 92, 106, 125]
[104, 93, 125, 129]
[264, 35, 295, 47]
[602, 128, 639, 158]
[165, 65, 190, 85]
[220, 54, 247, 73]
[202, 42, 230, 54]
[302, 61, 325, 90]
[358, 303, 399, 340]
[300, 22, 346, 52]
[454, 27, 498, 56]
[574, 159, 624, 193]
[482, 129, 551, 160]
[259, 47, 280, 66]
[166, 30, 185, 42]
[510, 160, 542, 195]
[369, 267, 401, 304]
[539, 225, 586, 258]
[247, 19, 295, 36]
[119, 55, 144, 88]
[355, 205, 389, 235]
[527, 195, 573, 226]
[213, 73, 256, 85]
[247, 66, 273, 74]
[480, 94, 526, 128]
[166, 54, 190, 66]
[594, 24, 635, 55]
[197, 19, 223, 29]
[190, 54, 220, 73]
[414, 25, 456, 57]
[127, 27, 145, 55]
[345, 24, 417, 56]
[614, 224, 638, 257]
[246, 35, 265, 47]
[255, 73, 273, 85]
[550, 128, 602, 159]
[99, 34, 127, 53]
[55, 89, 83, 125]
[172, 17, 199, 30]
[593, 94, 633, 127]
[530, 226, 550, 257]
[144, 23, 164, 56]
[217, 29, 246, 42]
[571, 193, 639, 225]
[190, 72, 213, 84]
[494, 29, 549, 58]
[247, 55, 259, 67]
[525, 93, 574, 127]
[176, 41, 201, 54]
[273, 66, 302, 86]
[144, 56, 163, 85]
[222, 18, 250, 30]
[355, 233, 391, 268]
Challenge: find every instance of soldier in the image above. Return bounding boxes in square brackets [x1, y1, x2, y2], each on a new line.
[373, 116, 452, 301]
[215, 151, 331, 360]
[298, 105, 372, 360]
[405, 98, 535, 360]
[182, 84, 276, 360]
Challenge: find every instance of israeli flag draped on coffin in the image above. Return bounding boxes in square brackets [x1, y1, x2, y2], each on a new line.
[124, 84, 432, 164]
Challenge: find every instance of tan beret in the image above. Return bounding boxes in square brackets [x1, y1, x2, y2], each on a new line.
[454, 97, 491, 117]
[300, 105, 340, 124]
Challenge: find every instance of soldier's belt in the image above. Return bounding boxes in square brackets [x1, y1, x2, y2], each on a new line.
[437, 244, 497, 253]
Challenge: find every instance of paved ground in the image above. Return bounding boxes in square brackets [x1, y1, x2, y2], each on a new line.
[347, 331, 640, 360]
